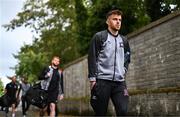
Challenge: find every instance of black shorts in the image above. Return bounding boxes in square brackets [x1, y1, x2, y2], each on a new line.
[47, 92, 58, 104]
[10, 98, 17, 104]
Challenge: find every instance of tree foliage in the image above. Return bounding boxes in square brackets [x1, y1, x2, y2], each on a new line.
[3, 0, 179, 83]
[0, 79, 4, 96]
[74, 0, 88, 55]
[13, 49, 49, 83]
[4, 0, 80, 82]
[145, 0, 180, 21]
[86, 0, 150, 46]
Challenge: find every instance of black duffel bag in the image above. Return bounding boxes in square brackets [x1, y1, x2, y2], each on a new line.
[0, 94, 11, 107]
[26, 83, 48, 109]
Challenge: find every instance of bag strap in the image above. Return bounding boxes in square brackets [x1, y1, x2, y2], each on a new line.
[41, 66, 53, 90]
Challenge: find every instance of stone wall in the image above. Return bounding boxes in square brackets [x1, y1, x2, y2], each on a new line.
[128, 93, 180, 116]
[63, 56, 89, 99]
[126, 11, 180, 90]
[59, 11, 180, 116]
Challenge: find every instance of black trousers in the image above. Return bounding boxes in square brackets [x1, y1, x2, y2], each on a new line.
[90, 79, 129, 116]
[21, 95, 30, 115]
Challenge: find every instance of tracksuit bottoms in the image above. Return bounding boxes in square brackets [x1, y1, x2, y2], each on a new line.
[90, 79, 129, 116]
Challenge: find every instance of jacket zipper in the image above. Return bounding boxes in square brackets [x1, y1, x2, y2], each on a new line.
[112, 37, 117, 81]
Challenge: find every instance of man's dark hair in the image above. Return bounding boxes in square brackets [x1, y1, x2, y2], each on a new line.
[106, 9, 123, 19]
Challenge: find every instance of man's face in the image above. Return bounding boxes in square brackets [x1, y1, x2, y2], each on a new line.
[52, 57, 60, 67]
[12, 76, 16, 83]
[106, 14, 122, 31]
[23, 78, 28, 83]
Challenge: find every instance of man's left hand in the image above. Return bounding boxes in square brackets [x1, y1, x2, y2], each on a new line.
[58, 94, 64, 100]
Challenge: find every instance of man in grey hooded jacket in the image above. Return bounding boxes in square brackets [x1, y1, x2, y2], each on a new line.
[88, 9, 131, 116]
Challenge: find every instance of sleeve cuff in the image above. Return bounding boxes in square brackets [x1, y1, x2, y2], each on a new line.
[124, 67, 127, 73]
[89, 77, 96, 81]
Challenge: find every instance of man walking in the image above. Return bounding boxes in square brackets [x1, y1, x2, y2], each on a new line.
[39, 56, 64, 117]
[4, 75, 19, 117]
[88, 9, 131, 116]
[19, 77, 31, 117]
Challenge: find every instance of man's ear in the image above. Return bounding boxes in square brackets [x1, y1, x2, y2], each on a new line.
[106, 19, 109, 25]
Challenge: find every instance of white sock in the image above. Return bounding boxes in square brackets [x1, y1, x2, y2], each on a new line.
[12, 113, 15, 117]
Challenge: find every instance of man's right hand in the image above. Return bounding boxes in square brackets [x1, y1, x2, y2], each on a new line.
[90, 81, 96, 90]
[47, 72, 51, 77]
[45, 72, 51, 78]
